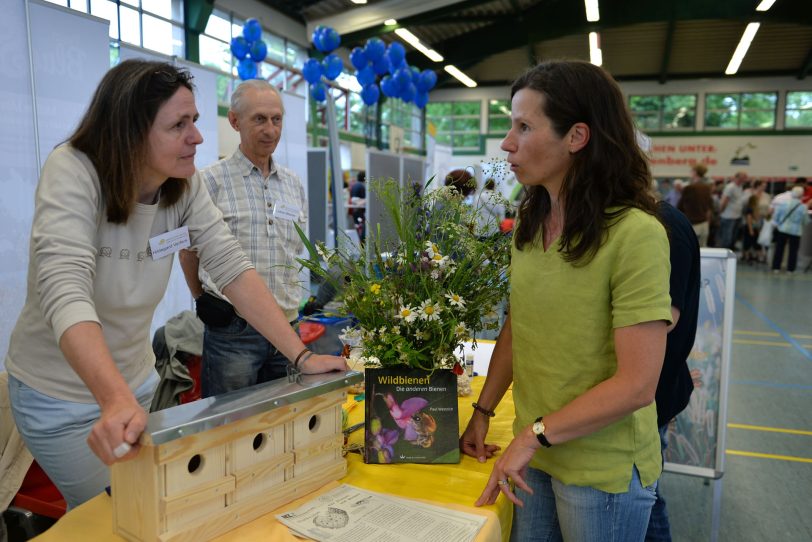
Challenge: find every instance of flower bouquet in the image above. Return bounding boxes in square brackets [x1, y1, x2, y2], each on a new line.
[295, 178, 510, 463]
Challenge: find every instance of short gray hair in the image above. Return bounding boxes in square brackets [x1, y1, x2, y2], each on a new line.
[230, 79, 284, 115]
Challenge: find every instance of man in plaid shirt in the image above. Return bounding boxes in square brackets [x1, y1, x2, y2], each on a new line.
[180, 80, 309, 397]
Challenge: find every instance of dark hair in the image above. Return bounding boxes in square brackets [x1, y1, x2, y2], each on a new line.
[68, 60, 194, 223]
[445, 169, 477, 196]
[511, 60, 658, 263]
[357, 170, 366, 183]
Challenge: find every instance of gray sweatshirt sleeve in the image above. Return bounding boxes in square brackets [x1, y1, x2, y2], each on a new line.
[181, 172, 253, 290]
[32, 146, 102, 343]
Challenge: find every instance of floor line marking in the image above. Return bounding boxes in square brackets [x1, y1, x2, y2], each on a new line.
[725, 449, 812, 464]
[735, 330, 812, 340]
[732, 379, 812, 391]
[735, 295, 812, 362]
[733, 339, 791, 347]
[728, 423, 812, 436]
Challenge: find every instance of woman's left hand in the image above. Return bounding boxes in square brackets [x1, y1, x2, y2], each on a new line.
[300, 353, 350, 374]
[475, 425, 539, 508]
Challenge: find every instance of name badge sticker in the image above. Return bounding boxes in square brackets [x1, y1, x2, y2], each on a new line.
[149, 226, 190, 260]
[273, 201, 300, 221]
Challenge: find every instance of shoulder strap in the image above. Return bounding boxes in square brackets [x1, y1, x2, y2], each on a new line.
[779, 203, 802, 226]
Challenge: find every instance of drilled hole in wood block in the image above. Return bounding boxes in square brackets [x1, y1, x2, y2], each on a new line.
[308, 414, 321, 433]
[187, 454, 204, 474]
[252, 433, 266, 452]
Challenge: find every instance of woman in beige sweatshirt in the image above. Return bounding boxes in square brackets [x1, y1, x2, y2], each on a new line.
[4, 60, 347, 508]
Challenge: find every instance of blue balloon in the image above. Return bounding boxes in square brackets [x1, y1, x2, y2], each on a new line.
[393, 67, 412, 89]
[312, 26, 326, 52]
[322, 28, 341, 53]
[410, 66, 421, 84]
[372, 55, 390, 76]
[356, 65, 376, 87]
[414, 91, 429, 109]
[249, 40, 267, 62]
[349, 47, 368, 71]
[322, 53, 343, 80]
[380, 75, 398, 97]
[310, 82, 326, 102]
[302, 58, 323, 84]
[417, 69, 437, 92]
[400, 82, 416, 103]
[364, 38, 386, 62]
[387, 42, 406, 67]
[230, 36, 250, 60]
[243, 19, 262, 42]
[360, 83, 380, 106]
[237, 58, 258, 80]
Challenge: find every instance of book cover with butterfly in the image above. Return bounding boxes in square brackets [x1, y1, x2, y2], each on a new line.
[364, 367, 460, 464]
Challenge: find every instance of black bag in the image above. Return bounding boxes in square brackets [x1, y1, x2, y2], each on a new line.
[195, 292, 236, 327]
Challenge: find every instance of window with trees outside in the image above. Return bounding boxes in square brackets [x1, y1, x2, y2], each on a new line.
[629, 94, 696, 132]
[426, 101, 481, 150]
[382, 99, 423, 150]
[705, 92, 777, 130]
[488, 99, 511, 135]
[785, 91, 812, 128]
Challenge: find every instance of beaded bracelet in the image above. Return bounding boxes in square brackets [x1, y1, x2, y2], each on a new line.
[472, 402, 496, 418]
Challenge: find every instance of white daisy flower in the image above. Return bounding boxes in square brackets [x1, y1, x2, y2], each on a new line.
[396, 305, 418, 323]
[445, 292, 466, 308]
[425, 241, 442, 260]
[454, 322, 468, 337]
[419, 299, 441, 321]
[430, 254, 450, 268]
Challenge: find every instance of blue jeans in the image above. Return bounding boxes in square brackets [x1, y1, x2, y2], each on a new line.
[8, 371, 158, 510]
[645, 425, 672, 541]
[201, 314, 290, 398]
[510, 465, 657, 542]
[717, 218, 740, 250]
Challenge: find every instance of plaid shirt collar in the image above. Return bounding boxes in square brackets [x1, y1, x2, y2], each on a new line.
[234, 146, 278, 179]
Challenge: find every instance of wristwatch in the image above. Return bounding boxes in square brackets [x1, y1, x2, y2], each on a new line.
[532, 417, 552, 448]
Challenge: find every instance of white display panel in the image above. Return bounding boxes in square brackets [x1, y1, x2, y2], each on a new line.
[29, 0, 109, 167]
[0, 1, 39, 369]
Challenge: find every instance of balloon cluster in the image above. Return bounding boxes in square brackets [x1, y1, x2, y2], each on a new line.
[301, 26, 343, 103]
[230, 19, 268, 80]
[349, 39, 437, 108]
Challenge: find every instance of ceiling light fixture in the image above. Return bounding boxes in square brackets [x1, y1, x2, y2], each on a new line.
[725, 22, 760, 75]
[394, 28, 444, 62]
[755, 0, 776, 11]
[444, 65, 477, 88]
[585, 0, 600, 22]
[384, 19, 398, 26]
[589, 32, 603, 66]
[350, 0, 368, 5]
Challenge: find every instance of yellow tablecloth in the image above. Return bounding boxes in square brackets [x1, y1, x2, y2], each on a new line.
[33, 378, 515, 542]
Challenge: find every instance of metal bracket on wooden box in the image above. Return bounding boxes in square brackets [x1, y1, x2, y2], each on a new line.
[144, 370, 363, 446]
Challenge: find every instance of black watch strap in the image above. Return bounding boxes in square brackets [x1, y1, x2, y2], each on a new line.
[535, 416, 552, 448]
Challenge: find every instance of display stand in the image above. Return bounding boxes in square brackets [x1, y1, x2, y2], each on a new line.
[663, 248, 737, 542]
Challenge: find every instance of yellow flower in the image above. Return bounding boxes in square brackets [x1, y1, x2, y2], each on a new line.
[370, 283, 382, 295]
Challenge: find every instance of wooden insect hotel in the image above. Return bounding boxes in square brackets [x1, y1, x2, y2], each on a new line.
[111, 370, 363, 541]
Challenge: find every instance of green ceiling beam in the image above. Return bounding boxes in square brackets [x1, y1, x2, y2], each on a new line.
[339, 0, 497, 46]
[798, 46, 812, 79]
[183, 0, 214, 63]
[659, 17, 676, 85]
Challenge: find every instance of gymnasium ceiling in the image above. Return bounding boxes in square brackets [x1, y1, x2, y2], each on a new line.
[256, 0, 812, 87]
